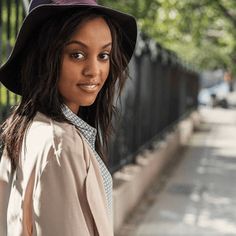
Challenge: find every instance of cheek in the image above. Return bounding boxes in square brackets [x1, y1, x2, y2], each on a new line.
[58, 65, 72, 95]
[57, 79, 67, 99]
[59, 60, 78, 87]
[102, 63, 110, 83]
[58, 73, 69, 94]
[60, 60, 74, 80]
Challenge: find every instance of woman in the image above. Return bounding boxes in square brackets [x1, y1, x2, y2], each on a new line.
[0, 0, 137, 235]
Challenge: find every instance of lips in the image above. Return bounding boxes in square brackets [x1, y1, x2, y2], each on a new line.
[77, 83, 99, 92]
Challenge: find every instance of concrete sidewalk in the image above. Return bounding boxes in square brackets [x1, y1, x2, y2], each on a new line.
[116, 107, 236, 236]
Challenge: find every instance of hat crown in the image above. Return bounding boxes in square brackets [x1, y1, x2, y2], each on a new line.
[29, 0, 97, 13]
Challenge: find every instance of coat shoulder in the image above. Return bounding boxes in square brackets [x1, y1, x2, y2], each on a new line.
[27, 112, 82, 149]
[25, 112, 88, 170]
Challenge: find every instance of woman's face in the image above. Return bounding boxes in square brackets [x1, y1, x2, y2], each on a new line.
[58, 17, 112, 114]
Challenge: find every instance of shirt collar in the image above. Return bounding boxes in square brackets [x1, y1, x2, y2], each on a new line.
[61, 105, 97, 148]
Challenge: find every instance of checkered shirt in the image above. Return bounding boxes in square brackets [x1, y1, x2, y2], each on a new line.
[61, 105, 113, 217]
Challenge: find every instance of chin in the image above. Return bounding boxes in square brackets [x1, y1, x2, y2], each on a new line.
[80, 99, 96, 107]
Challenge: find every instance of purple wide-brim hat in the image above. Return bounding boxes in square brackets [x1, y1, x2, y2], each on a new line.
[0, 0, 137, 95]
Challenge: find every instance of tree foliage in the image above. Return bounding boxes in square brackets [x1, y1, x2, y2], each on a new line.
[99, 0, 236, 74]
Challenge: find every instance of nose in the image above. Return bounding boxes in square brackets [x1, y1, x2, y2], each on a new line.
[82, 57, 100, 78]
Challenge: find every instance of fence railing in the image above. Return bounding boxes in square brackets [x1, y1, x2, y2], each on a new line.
[109, 34, 199, 173]
[0, 2, 200, 174]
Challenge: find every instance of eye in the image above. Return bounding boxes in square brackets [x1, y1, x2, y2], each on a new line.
[99, 52, 110, 61]
[70, 52, 85, 60]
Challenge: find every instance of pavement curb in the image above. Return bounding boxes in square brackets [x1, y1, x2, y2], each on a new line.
[112, 109, 201, 233]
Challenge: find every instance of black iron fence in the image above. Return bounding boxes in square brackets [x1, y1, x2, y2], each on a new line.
[109, 34, 199, 173]
[0, 1, 200, 173]
[0, 0, 26, 119]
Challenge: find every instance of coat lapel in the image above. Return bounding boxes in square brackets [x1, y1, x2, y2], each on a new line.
[84, 147, 113, 236]
[72, 126, 114, 236]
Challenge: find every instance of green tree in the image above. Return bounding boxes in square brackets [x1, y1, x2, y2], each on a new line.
[100, 0, 236, 75]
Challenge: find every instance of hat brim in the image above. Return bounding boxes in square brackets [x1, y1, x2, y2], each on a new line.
[0, 4, 137, 95]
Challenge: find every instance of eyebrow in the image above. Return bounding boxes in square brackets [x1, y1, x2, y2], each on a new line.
[65, 40, 112, 49]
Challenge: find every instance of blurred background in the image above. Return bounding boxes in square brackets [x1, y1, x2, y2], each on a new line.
[1, 0, 236, 235]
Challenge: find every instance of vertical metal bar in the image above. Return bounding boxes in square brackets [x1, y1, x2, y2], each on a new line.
[0, 0, 2, 66]
[15, 0, 20, 37]
[6, 0, 11, 53]
[0, 0, 2, 110]
[6, 0, 11, 106]
[14, 0, 20, 103]
[133, 56, 141, 149]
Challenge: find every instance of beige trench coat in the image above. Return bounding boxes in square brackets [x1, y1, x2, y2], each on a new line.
[0, 112, 114, 236]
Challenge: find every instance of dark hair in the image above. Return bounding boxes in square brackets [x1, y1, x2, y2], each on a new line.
[1, 8, 129, 171]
